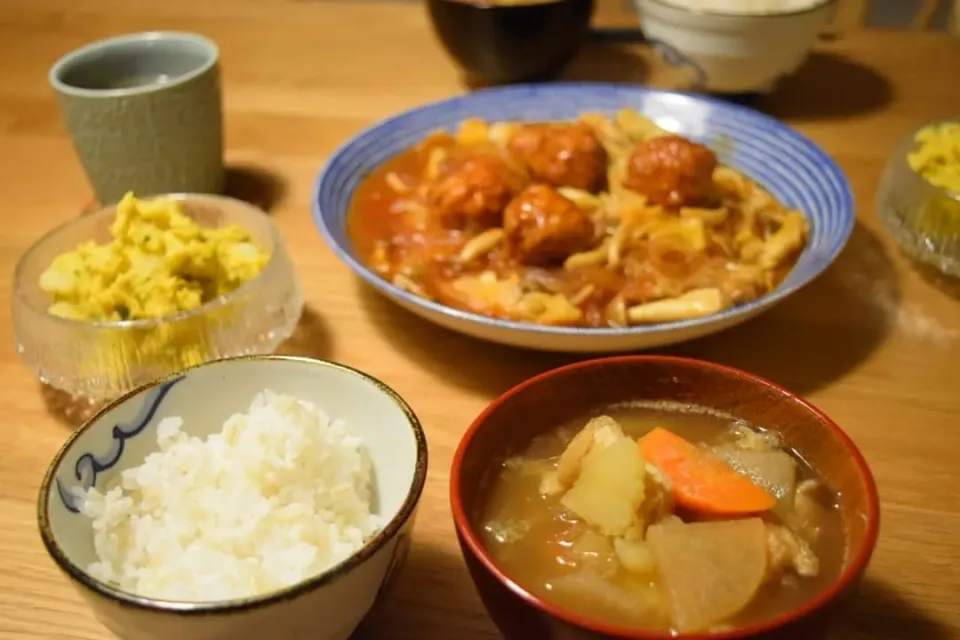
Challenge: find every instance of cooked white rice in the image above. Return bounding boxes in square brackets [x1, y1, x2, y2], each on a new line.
[77, 390, 380, 601]
[660, 0, 827, 14]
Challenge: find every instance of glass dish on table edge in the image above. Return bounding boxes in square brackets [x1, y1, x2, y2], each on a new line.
[12, 194, 303, 403]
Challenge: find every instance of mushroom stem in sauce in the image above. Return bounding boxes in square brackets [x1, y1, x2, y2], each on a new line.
[626, 288, 728, 324]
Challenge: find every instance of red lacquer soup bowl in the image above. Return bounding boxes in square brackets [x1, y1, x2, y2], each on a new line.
[450, 355, 879, 639]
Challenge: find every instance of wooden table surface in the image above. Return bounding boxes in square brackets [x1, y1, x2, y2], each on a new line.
[1, 1, 959, 638]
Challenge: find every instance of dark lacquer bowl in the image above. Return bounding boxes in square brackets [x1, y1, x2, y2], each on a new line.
[426, 0, 595, 84]
[450, 355, 879, 639]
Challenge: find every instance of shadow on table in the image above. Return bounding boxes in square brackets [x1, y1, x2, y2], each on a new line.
[357, 282, 581, 398]
[828, 579, 953, 639]
[41, 384, 103, 428]
[562, 41, 649, 84]
[666, 222, 900, 395]
[761, 52, 894, 121]
[911, 262, 960, 302]
[77, 164, 288, 216]
[277, 304, 336, 360]
[353, 542, 496, 640]
[224, 163, 288, 213]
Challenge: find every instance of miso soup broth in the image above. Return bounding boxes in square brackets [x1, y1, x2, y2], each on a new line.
[478, 402, 846, 633]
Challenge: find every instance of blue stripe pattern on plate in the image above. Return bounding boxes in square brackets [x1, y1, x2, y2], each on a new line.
[313, 83, 854, 336]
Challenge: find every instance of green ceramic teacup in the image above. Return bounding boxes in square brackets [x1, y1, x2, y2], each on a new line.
[49, 31, 224, 205]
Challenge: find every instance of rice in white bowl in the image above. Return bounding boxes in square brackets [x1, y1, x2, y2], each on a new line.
[76, 390, 381, 602]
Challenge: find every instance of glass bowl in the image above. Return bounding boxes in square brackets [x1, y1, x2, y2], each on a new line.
[876, 120, 960, 277]
[12, 194, 303, 403]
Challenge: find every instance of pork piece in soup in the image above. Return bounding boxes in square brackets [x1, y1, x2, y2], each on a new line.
[478, 404, 845, 633]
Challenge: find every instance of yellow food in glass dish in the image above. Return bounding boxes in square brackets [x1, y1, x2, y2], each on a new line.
[38, 193, 272, 371]
[40, 192, 270, 322]
[906, 122, 960, 242]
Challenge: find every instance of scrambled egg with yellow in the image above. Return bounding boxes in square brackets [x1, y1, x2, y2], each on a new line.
[906, 122, 960, 242]
[908, 122, 960, 193]
[40, 193, 270, 322]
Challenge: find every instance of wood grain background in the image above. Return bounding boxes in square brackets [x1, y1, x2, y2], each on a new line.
[0, 1, 959, 639]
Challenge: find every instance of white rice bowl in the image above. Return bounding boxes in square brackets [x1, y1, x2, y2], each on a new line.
[40, 357, 426, 640]
[76, 390, 381, 602]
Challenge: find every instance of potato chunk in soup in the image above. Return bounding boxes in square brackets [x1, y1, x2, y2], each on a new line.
[478, 403, 846, 633]
[562, 433, 647, 537]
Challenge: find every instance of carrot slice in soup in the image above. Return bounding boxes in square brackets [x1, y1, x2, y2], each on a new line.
[638, 427, 776, 516]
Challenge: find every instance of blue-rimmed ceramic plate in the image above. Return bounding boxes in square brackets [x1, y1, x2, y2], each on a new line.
[312, 83, 854, 353]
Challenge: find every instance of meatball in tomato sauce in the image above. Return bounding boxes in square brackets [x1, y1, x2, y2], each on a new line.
[624, 135, 718, 207]
[508, 123, 607, 193]
[504, 185, 596, 266]
[427, 152, 525, 230]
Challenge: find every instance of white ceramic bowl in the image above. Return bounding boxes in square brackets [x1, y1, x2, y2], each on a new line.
[635, 0, 837, 94]
[38, 356, 428, 640]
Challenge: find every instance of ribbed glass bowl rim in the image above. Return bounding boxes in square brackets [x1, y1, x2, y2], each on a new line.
[13, 193, 284, 331]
